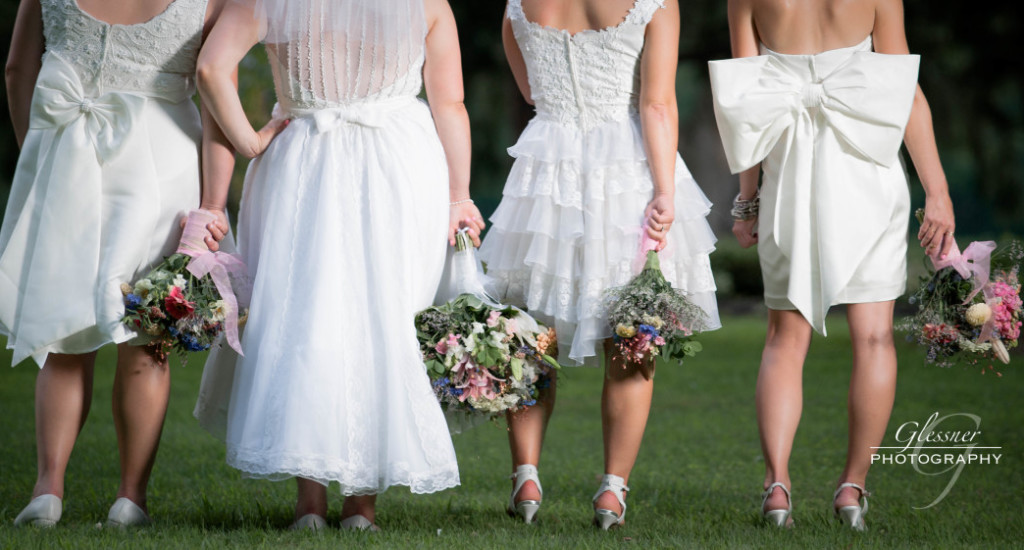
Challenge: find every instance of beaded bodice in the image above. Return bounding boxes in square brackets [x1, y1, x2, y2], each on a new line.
[39, 0, 206, 102]
[507, 0, 666, 131]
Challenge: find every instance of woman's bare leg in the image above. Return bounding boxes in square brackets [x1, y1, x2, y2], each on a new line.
[295, 477, 329, 519]
[505, 373, 557, 503]
[111, 343, 170, 511]
[594, 339, 655, 515]
[836, 301, 898, 507]
[31, 351, 98, 498]
[757, 309, 813, 511]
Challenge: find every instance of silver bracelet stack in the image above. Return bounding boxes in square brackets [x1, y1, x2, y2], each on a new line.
[730, 192, 759, 221]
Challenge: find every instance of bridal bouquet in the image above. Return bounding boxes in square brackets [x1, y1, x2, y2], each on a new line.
[604, 231, 709, 378]
[898, 219, 1022, 370]
[415, 230, 559, 418]
[121, 210, 249, 361]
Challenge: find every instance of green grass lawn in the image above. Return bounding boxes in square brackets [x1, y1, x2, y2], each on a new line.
[1, 314, 1022, 548]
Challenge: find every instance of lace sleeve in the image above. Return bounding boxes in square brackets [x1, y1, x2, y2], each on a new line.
[627, 0, 667, 27]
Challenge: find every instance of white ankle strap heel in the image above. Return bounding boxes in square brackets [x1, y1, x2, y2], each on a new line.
[508, 464, 543, 524]
[592, 474, 629, 530]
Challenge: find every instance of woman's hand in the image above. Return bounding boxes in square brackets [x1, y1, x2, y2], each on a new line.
[179, 208, 230, 252]
[644, 193, 675, 251]
[732, 217, 759, 248]
[918, 192, 956, 258]
[248, 116, 290, 158]
[448, 202, 485, 247]
[201, 207, 230, 252]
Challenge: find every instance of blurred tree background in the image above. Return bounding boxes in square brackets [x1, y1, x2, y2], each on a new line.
[0, 0, 1021, 294]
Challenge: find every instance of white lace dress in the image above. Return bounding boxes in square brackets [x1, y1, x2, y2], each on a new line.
[0, 0, 206, 366]
[479, 0, 721, 365]
[194, 0, 460, 495]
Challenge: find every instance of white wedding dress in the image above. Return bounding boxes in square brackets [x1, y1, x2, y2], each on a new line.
[0, 0, 207, 366]
[194, 0, 460, 495]
[709, 38, 920, 333]
[479, 0, 721, 365]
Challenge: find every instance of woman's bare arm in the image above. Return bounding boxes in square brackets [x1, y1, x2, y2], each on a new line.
[424, 0, 485, 246]
[198, 0, 236, 250]
[873, 0, 955, 258]
[503, 6, 532, 104]
[5, 0, 44, 148]
[726, 0, 761, 248]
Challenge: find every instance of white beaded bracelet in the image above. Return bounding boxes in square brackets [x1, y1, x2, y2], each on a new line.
[450, 198, 474, 206]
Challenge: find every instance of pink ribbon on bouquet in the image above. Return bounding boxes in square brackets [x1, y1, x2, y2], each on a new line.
[929, 240, 997, 304]
[632, 216, 662, 273]
[929, 239, 1005, 348]
[176, 210, 249, 355]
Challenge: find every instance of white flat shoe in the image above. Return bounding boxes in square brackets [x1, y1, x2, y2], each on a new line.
[14, 494, 62, 527]
[104, 497, 151, 528]
[340, 514, 380, 532]
[289, 513, 327, 531]
[592, 474, 629, 530]
[833, 482, 870, 531]
[507, 464, 543, 524]
[761, 482, 793, 528]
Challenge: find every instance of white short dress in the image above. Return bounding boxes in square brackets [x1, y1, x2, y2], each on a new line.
[0, 0, 206, 366]
[194, 0, 460, 495]
[709, 37, 920, 333]
[479, 0, 722, 366]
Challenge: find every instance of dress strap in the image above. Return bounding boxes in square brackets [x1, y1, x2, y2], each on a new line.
[506, 0, 524, 22]
[626, 0, 666, 27]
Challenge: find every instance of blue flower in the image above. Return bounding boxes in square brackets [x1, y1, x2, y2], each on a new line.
[638, 324, 658, 337]
[450, 388, 464, 397]
[124, 294, 142, 311]
[522, 399, 537, 407]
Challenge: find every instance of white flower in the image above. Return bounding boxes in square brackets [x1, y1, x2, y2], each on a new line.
[210, 300, 228, 322]
[172, 274, 188, 290]
[134, 278, 154, 294]
[965, 303, 992, 327]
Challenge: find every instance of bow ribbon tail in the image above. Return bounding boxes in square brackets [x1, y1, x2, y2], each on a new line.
[186, 252, 249, 355]
[929, 240, 996, 303]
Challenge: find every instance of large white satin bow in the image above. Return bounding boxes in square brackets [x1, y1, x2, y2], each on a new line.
[709, 50, 920, 332]
[30, 53, 146, 163]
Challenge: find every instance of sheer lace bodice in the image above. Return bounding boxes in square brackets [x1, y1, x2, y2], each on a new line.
[253, 0, 426, 111]
[39, 0, 207, 102]
[507, 0, 666, 131]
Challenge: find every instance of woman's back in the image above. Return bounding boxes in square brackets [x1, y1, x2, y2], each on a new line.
[745, 0, 877, 54]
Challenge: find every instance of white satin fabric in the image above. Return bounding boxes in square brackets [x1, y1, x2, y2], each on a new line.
[709, 37, 920, 333]
[0, 52, 201, 365]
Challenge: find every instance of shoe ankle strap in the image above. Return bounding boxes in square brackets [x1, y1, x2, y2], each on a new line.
[592, 474, 629, 503]
[761, 482, 791, 512]
[833, 482, 870, 513]
[510, 464, 543, 499]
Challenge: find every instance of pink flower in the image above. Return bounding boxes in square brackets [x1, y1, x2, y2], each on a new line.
[486, 310, 501, 327]
[164, 286, 194, 320]
[434, 340, 448, 354]
[450, 356, 504, 402]
[654, 336, 666, 346]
